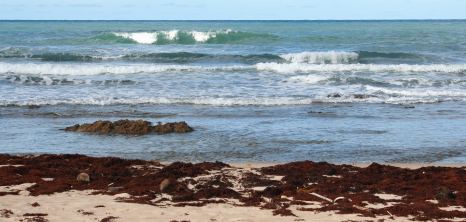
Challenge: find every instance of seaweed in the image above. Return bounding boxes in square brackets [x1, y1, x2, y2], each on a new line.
[3, 154, 466, 220]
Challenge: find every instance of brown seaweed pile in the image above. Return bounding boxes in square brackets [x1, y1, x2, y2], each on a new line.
[2, 154, 466, 221]
[64, 119, 194, 135]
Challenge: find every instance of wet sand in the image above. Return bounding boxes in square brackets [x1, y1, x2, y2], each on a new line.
[2, 154, 466, 222]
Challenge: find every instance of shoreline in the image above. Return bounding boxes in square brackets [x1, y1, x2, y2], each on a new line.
[228, 162, 466, 169]
[2, 154, 466, 222]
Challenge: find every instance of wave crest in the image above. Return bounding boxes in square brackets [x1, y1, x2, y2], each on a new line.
[255, 63, 466, 73]
[99, 30, 277, 45]
[280, 51, 358, 64]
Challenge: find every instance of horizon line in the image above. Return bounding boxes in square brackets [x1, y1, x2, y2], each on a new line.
[1, 19, 465, 22]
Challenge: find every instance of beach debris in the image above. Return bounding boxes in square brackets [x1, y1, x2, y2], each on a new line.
[353, 205, 371, 213]
[77, 172, 90, 183]
[310, 192, 345, 203]
[310, 192, 333, 202]
[160, 179, 171, 192]
[100, 216, 120, 222]
[23, 213, 48, 217]
[77, 209, 94, 215]
[64, 119, 194, 135]
[107, 187, 124, 192]
[435, 186, 455, 200]
[262, 196, 274, 204]
[387, 210, 395, 219]
[0, 209, 14, 218]
[280, 195, 290, 200]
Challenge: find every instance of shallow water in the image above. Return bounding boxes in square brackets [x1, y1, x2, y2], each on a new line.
[1, 102, 465, 163]
[1, 20, 466, 163]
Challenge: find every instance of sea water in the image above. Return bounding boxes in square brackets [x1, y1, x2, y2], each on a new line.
[1, 20, 466, 163]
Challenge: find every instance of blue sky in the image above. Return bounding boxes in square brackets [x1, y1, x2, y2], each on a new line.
[1, 0, 465, 20]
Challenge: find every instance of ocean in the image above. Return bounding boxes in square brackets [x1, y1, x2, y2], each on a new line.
[1, 20, 466, 163]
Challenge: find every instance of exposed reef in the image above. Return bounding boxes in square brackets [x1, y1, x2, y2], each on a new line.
[64, 119, 194, 135]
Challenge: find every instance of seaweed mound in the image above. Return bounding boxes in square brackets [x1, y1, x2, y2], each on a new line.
[2, 155, 466, 220]
[64, 119, 193, 135]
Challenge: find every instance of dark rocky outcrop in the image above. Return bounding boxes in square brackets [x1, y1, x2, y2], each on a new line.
[64, 119, 193, 135]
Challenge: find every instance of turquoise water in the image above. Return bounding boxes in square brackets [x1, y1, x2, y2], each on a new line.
[1, 20, 466, 163]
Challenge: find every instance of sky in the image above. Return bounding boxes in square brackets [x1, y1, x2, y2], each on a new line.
[0, 0, 465, 20]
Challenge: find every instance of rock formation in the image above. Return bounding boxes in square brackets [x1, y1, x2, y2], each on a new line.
[64, 119, 194, 135]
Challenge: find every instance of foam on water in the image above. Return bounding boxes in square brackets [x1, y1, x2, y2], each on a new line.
[366, 86, 466, 97]
[0, 96, 319, 107]
[4, 90, 465, 107]
[280, 51, 358, 64]
[0, 62, 249, 76]
[114, 32, 158, 44]
[288, 74, 329, 84]
[3, 62, 466, 76]
[112, 30, 234, 44]
[255, 63, 466, 73]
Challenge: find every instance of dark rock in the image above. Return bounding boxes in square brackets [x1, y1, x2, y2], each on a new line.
[28, 105, 40, 109]
[64, 119, 194, 135]
[436, 186, 455, 200]
[327, 93, 341, 98]
[354, 94, 376, 99]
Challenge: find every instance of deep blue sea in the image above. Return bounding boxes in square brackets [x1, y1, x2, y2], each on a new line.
[1, 20, 466, 163]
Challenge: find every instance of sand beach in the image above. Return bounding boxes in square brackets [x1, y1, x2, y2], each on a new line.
[2, 154, 466, 222]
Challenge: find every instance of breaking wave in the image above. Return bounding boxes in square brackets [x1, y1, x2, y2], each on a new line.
[279, 51, 358, 64]
[94, 30, 278, 45]
[3, 92, 465, 107]
[0, 62, 249, 76]
[1, 62, 465, 76]
[0, 47, 448, 66]
[255, 63, 466, 74]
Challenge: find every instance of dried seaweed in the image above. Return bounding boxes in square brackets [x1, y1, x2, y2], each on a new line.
[3, 155, 466, 220]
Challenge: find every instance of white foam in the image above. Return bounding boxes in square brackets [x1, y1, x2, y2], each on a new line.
[288, 75, 329, 84]
[41, 76, 53, 85]
[112, 30, 233, 44]
[255, 63, 466, 73]
[6, 93, 460, 107]
[0, 62, 249, 76]
[187, 29, 232, 42]
[0, 96, 317, 107]
[162, 30, 179, 40]
[2, 62, 465, 76]
[280, 51, 358, 64]
[113, 32, 158, 44]
[366, 86, 466, 97]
